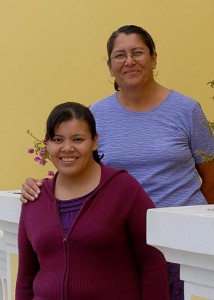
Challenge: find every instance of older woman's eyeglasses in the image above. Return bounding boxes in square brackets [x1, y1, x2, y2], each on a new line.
[110, 49, 148, 63]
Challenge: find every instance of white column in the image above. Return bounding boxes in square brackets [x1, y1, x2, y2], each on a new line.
[147, 205, 214, 300]
[0, 191, 21, 300]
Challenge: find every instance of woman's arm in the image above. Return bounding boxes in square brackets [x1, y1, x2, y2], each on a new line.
[20, 178, 44, 203]
[196, 160, 214, 204]
[190, 103, 214, 204]
[15, 207, 40, 299]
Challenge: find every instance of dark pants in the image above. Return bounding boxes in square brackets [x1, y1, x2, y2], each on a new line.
[167, 262, 184, 300]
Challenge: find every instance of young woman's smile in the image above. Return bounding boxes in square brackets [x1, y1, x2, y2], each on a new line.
[46, 118, 98, 178]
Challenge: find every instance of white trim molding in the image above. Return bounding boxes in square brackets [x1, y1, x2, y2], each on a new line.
[147, 204, 214, 300]
[0, 191, 21, 300]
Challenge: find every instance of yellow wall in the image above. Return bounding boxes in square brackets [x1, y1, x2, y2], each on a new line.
[0, 0, 214, 190]
[10, 254, 18, 300]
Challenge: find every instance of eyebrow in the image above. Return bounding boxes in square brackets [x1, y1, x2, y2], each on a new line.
[53, 133, 85, 137]
[113, 47, 146, 53]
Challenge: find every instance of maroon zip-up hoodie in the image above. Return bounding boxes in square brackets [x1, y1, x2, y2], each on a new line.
[16, 163, 169, 300]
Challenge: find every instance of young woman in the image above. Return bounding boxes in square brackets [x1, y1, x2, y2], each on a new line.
[16, 102, 169, 300]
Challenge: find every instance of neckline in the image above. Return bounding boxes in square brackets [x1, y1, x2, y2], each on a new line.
[56, 188, 96, 203]
[114, 89, 173, 113]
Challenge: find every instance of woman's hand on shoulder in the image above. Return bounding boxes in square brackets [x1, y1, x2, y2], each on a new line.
[20, 178, 44, 203]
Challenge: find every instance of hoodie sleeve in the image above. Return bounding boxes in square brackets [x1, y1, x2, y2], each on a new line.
[126, 186, 169, 300]
[15, 205, 39, 300]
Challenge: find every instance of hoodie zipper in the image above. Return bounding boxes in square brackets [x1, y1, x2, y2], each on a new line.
[60, 198, 92, 300]
[43, 164, 125, 300]
[54, 199, 68, 300]
[62, 233, 68, 300]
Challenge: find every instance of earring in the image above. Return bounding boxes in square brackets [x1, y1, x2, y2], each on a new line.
[153, 68, 158, 77]
[108, 78, 114, 85]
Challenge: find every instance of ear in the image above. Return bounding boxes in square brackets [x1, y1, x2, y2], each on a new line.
[92, 133, 99, 151]
[107, 59, 114, 77]
[152, 52, 157, 69]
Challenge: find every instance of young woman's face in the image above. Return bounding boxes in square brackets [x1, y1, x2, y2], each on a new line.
[46, 119, 98, 178]
[108, 33, 157, 90]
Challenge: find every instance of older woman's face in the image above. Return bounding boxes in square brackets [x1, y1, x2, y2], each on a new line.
[108, 33, 157, 90]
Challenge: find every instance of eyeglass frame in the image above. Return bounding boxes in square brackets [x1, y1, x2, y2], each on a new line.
[109, 48, 149, 63]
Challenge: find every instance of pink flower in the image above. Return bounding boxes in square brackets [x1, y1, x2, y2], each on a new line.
[28, 148, 35, 154]
[27, 130, 52, 169]
[39, 150, 45, 157]
[39, 159, 46, 166]
[34, 157, 41, 162]
[48, 171, 55, 177]
[33, 156, 46, 166]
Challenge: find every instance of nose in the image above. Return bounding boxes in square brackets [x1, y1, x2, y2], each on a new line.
[61, 140, 75, 152]
[125, 53, 136, 64]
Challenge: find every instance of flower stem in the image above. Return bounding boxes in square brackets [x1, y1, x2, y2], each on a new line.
[27, 130, 43, 142]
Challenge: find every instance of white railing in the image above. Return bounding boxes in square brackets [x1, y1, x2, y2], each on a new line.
[147, 204, 214, 300]
[0, 191, 21, 300]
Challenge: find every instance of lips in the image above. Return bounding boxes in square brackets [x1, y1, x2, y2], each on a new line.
[124, 69, 139, 75]
[60, 156, 77, 163]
